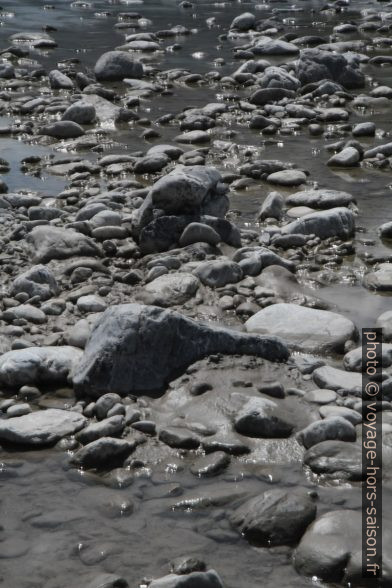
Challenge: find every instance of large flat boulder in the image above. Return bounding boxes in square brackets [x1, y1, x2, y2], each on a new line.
[286, 189, 354, 210]
[27, 226, 101, 263]
[294, 510, 361, 582]
[0, 409, 87, 446]
[136, 166, 229, 233]
[234, 396, 294, 438]
[245, 303, 356, 354]
[72, 304, 289, 398]
[282, 207, 355, 240]
[0, 346, 83, 388]
[194, 260, 243, 288]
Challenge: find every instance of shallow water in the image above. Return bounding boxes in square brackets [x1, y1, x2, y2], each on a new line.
[1, 0, 392, 586]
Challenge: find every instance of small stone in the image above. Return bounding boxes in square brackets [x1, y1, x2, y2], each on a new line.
[179, 223, 220, 247]
[149, 570, 223, 588]
[267, 170, 307, 187]
[70, 437, 135, 469]
[40, 121, 85, 139]
[77, 295, 107, 313]
[257, 381, 285, 399]
[303, 389, 337, 405]
[234, 397, 293, 438]
[6, 403, 32, 418]
[95, 393, 122, 421]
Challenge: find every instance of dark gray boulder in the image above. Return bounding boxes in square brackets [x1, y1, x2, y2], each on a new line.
[231, 488, 316, 546]
[230, 12, 256, 31]
[139, 216, 190, 255]
[194, 260, 243, 288]
[295, 49, 365, 89]
[257, 191, 284, 221]
[179, 222, 221, 247]
[94, 51, 143, 81]
[39, 121, 85, 139]
[49, 69, 74, 89]
[72, 304, 289, 398]
[75, 415, 125, 445]
[62, 100, 96, 125]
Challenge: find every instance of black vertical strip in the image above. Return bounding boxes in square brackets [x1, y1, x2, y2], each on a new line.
[362, 328, 383, 582]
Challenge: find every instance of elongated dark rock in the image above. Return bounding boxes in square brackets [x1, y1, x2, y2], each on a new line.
[72, 304, 289, 398]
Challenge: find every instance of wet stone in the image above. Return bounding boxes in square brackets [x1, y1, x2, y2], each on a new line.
[297, 416, 356, 449]
[234, 397, 293, 438]
[231, 487, 317, 546]
[0, 408, 87, 446]
[303, 389, 337, 405]
[190, 451, 230, 477]
[304, 440, 363, 480]
[159, 427, 200, 449]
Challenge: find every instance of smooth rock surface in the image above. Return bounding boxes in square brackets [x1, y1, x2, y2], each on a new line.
[0, 409, 87, 446]
[0, 346, 82, 388]
[94, 51, 143, 81]
[282, 208, 355, 240]
[245, 303, 356, 353]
